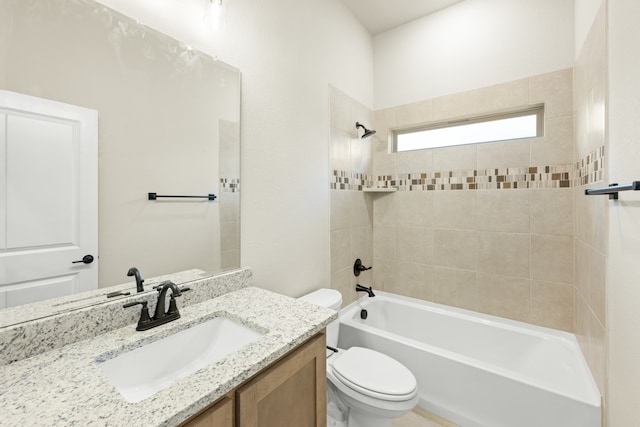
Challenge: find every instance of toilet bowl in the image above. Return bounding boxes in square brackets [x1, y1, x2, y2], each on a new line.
[299, 289, 418, 427]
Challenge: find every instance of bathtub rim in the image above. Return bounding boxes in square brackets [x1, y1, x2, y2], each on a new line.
[339, 291, 601, 408]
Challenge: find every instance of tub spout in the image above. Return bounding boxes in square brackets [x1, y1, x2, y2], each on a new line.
[355, 284, 375, 297]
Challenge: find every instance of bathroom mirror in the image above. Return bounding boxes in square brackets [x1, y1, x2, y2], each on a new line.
[0, 0, 240, 322]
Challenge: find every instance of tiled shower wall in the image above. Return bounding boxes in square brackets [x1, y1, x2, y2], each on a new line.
[329, 86, 375, 305]
[573, 3, 608, 400]
[219, 120, 241, 271]
[369, 68, 577, 332]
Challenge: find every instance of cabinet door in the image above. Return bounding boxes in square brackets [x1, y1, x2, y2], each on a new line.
[182, 395, 234, 427]
[236, 332, 327, 427]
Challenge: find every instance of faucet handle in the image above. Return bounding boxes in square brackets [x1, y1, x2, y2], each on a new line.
[167, 296, 180, 316]
[155, 281, 183, 297]
[123, 301, 152, 330]
[353, 259, 372, 277]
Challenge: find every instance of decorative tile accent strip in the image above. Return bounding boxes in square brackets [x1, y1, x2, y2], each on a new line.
[575, 146, 605, 186]
[330, 145, 605, 191]
[220, 177, 240, 192]
[330, 145, 605, 192]
[381, 165, 574, 191]
[330, 170, 375, 190]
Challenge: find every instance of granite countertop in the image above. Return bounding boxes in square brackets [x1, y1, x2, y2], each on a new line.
[0, 287, 336, 427]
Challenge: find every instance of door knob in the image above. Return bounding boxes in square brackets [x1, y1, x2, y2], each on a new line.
[72, 255, 94, 264]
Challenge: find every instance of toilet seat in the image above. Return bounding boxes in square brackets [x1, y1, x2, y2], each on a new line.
[331, 347, 417, 402]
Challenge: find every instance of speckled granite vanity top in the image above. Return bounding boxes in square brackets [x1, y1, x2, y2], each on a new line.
[0, 287, 336, 427]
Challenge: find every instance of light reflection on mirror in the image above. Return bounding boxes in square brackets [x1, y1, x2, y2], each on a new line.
[0, 0, 240, 322]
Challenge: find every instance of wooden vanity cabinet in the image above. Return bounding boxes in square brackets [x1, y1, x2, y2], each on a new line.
[182, 396, 234, 427]
[181, 331, 326, 427]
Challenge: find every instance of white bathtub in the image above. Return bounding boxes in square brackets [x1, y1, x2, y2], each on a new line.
[337, 292, 601, 427]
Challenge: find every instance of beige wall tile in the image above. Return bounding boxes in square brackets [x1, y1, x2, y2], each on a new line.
[432, 78, 529, 121]
[392, 262, 433, 301]
[331, 229, 351, 273]
[373, 225, 397, 260]
[574, 92, 590, 159]
[531, 280, 574, 332]
[330, 127, 351, 171]
[221, 250, 240, 270]
[395, 99, 433, 127]
[531, 234, 574, 284]
[330, 189, 349, 231]
[374, 107, 397, 142]
[220, 221, 240, 250]
[433, 143, 477, 172]
[332, 267, 357, 306]
[575, 239, 590, 300]
[585, 193, 608, 253]
[355, 103, 374, 136]
[372, 135, 395, 175]
[432, 229, 478, 271]
[530, 115, 574, 165]
[372, 257, 397, 293]
[476, 139, 531, 169]
[397, 227, 433, 264]
[575, 187, 589, 243]
[477, 190, 530, 233]
[529, 68, 573, 119]
[347, 190, 373, 228]
[396, 191, 433, 228]
[477, 273, 530, 322]
[432, 190, 477, 230]
[589, 312, 606, 396]
[588, 80, 606, 153]
[351, 134, 372, 174]
[432, 267, 477, 311]
[396, 148, 433, 173]
[373, 192, 397, 225]
[589, 247, 606, 326]
[530, 188, 574, 236]
[575, 292, 591, 357]
[478, 232, 530, 278]
[350, 226, 373, 266]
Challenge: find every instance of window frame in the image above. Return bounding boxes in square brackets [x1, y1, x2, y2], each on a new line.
[392, 104, 545, 153]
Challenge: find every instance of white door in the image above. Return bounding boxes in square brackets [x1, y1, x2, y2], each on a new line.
[0, 90, 98, 308]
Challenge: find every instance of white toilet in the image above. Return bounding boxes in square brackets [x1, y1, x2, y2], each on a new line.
[299, 289, 418, 427]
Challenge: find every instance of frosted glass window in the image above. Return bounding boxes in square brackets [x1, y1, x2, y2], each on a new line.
[394, 106, 544, 152]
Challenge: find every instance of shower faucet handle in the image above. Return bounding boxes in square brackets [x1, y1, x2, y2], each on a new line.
[353, 258, 372, 277]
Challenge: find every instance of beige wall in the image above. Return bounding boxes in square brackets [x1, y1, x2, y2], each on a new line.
[364, 69, 575, 331]
[607, 0, 640, 425]
[573, 1, 608, 401]
[1, 0, 240, 287]
[329, 86, 374, 305]
[373, 0, 575, 109]
[96, 0, 375, 298]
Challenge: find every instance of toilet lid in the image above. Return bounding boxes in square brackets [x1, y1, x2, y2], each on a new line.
[332, 347, 417, 399]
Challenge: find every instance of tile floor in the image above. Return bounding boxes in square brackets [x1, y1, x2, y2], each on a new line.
[393, 408, 460, 427]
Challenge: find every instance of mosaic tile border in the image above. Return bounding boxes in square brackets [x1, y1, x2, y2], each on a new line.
[330, 145, 605, 191]
[330, 171, 374, 191]
[575, 146, 605, 186]
[220, 177, 240, 193]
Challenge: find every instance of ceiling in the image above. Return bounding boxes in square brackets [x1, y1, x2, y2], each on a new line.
[341, 0, 465, 35]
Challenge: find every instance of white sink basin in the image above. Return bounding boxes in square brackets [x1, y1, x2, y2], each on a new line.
[98, 317, 264, 403]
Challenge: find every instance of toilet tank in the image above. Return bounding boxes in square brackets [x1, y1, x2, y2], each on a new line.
[298, 288, 342, 350]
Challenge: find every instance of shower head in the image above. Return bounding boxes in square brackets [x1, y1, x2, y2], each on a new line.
[356, 122, 376, 139]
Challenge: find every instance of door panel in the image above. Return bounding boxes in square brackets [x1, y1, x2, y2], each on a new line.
[5, 275, 76, 308]
[0, 90, 98, 308]
[7, 114, 75, 248]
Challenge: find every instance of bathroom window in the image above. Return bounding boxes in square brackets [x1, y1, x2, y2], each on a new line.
[393, 105, 544, 152]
